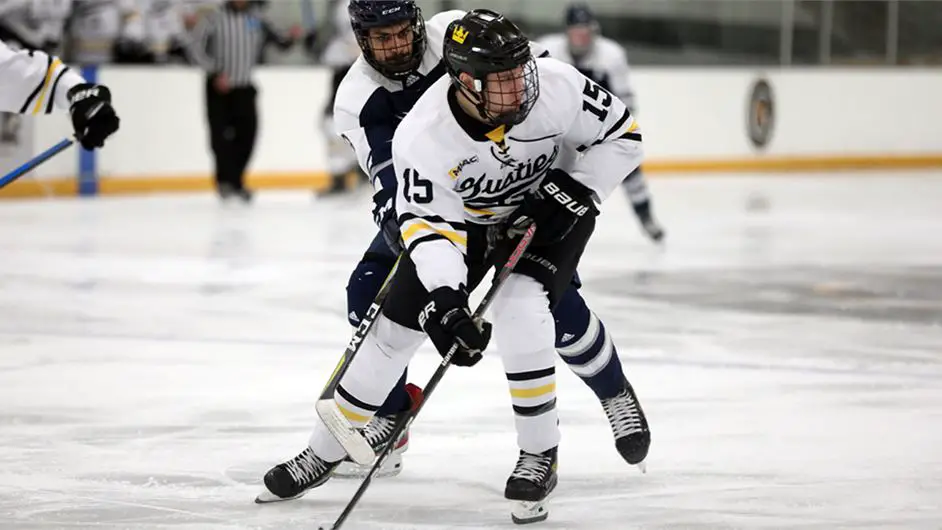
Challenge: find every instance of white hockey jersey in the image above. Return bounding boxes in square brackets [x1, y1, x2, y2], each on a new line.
[538, 33, 635, 110]
[333, 10, 548, 218]
[392, 57, 643, 292]
[332, 10, 465, 201]
[0, 38, 85, 114]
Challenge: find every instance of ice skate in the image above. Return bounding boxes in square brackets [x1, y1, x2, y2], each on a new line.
[255, 447, 340, 503]
[505, 447, 558, 524]
[602, 379, 650, 471]
[640, 216, 664, 242]
[334, 383, 422, 479]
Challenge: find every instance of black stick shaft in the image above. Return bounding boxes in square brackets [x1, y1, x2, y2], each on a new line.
[318, 255, 401, 399]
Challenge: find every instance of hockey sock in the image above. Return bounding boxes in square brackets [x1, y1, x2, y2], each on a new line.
[623, 167, 652, 219]
[345, 252, 396, 326]
[553, 286, 627, 400]
[375, 370, 410, 416]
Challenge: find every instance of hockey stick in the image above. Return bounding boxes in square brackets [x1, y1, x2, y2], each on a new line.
[321, 223, 538, 530]
[0, 138, 74, 191]
[315, 254, 402, 466]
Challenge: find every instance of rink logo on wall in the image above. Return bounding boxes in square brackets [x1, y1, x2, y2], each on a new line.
[747, 78, 775, 149]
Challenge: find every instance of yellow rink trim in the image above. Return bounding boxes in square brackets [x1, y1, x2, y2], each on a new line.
[0, 171, 331, 199]
[2, 153, 942, 199]
[642, 154, 942, 173]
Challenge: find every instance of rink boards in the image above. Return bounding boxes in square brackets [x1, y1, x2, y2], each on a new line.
[2, 66, 942, 198]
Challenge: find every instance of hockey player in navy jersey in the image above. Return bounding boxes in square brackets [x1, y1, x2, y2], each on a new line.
[257, 1, 650, 496]
[539, 3, 665, 242]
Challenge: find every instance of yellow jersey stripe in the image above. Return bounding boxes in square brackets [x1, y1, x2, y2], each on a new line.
[31, 59, 62, 116]
[509, 382, 556, 399]
[401, 220, 467, 247]
[464, 206, 495, 216]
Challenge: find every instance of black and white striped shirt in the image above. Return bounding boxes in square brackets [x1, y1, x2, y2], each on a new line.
[188, 5, 292, 87]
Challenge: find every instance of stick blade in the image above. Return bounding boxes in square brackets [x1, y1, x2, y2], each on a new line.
[315, 399, 375, 466]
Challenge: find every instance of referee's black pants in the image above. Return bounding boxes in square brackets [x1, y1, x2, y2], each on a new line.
[205, 79, 257, 193]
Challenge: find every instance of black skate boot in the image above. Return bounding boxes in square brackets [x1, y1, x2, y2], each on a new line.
[255, 447, 340, 503]
[641, 217, 664, 242]
[334, 383, 422, 479]
[602, 378, 650, 470]
[505, 447, 558, 525]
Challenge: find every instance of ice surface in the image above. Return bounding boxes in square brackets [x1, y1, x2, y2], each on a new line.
[1, 173, 941, 529]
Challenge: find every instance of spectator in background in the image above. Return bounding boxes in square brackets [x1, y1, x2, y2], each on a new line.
[68, 0, 149, 65]
[188, 0, 301, 203]
[137, 0, 221, 64]
[0, 0, 74, 54]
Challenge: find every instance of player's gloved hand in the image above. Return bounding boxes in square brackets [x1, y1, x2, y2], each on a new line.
[507, 168, 599, 246]
[372, 186, 402, 253]
[419, 286, 491, 367]
[67, 83, 120, 150]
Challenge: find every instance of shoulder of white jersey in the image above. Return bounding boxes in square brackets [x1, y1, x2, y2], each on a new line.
[535, 33, 569, 61]
[532, 56, 587, 126]
[392, 75, 453, 165]
[595, 35, 630, 65]
[536, 55, 586, 93]
[424, 9, 465, 62]
[333, 56, 389, 126]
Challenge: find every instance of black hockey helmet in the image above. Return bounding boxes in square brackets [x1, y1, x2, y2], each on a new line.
[443, 9, 540, 127]
[349, 0, 426, 81]
[564, 3, 599, 58]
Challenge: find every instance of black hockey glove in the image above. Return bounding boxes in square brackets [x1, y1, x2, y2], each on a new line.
[67, 83, 120, 150]
[419, 287, 492, 367]
[372, 186, 402, 253]
[507, 168, 599, 246]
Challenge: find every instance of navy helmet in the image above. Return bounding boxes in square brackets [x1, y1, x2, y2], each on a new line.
[565, 2, 598, 27]
[563, 3, 599, 58]
[443, 9, 540, 127]
[349, 0, 426, 80]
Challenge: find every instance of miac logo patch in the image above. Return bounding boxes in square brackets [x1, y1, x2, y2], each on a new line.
[452, 26, 469, 44]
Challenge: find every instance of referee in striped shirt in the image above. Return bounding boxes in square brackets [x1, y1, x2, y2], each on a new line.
[189, 1, 300, 202]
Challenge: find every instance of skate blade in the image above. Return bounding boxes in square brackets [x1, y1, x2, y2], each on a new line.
[254, 488, 308, 504]
[510, 498, 550, 525]
[315, 399, 375, 466]
[334, 452, 402, 479]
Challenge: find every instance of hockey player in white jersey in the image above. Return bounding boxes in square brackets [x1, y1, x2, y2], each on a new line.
[539, 3, 665, 242]
[277, 0, 649, 482]
[257, 9, 646, 524]
[0, 39, 120, 148]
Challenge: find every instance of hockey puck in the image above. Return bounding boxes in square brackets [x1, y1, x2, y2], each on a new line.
[746, 192, 770, 212]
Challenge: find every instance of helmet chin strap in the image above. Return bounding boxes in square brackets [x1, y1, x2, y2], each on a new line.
[459, 79, 496, 124]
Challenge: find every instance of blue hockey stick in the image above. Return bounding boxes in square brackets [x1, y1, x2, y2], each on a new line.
[0, 138, 74, 191]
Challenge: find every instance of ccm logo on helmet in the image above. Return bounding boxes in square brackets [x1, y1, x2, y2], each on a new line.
[381, 6, 402, 15]
[542, 182, 590, 216]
